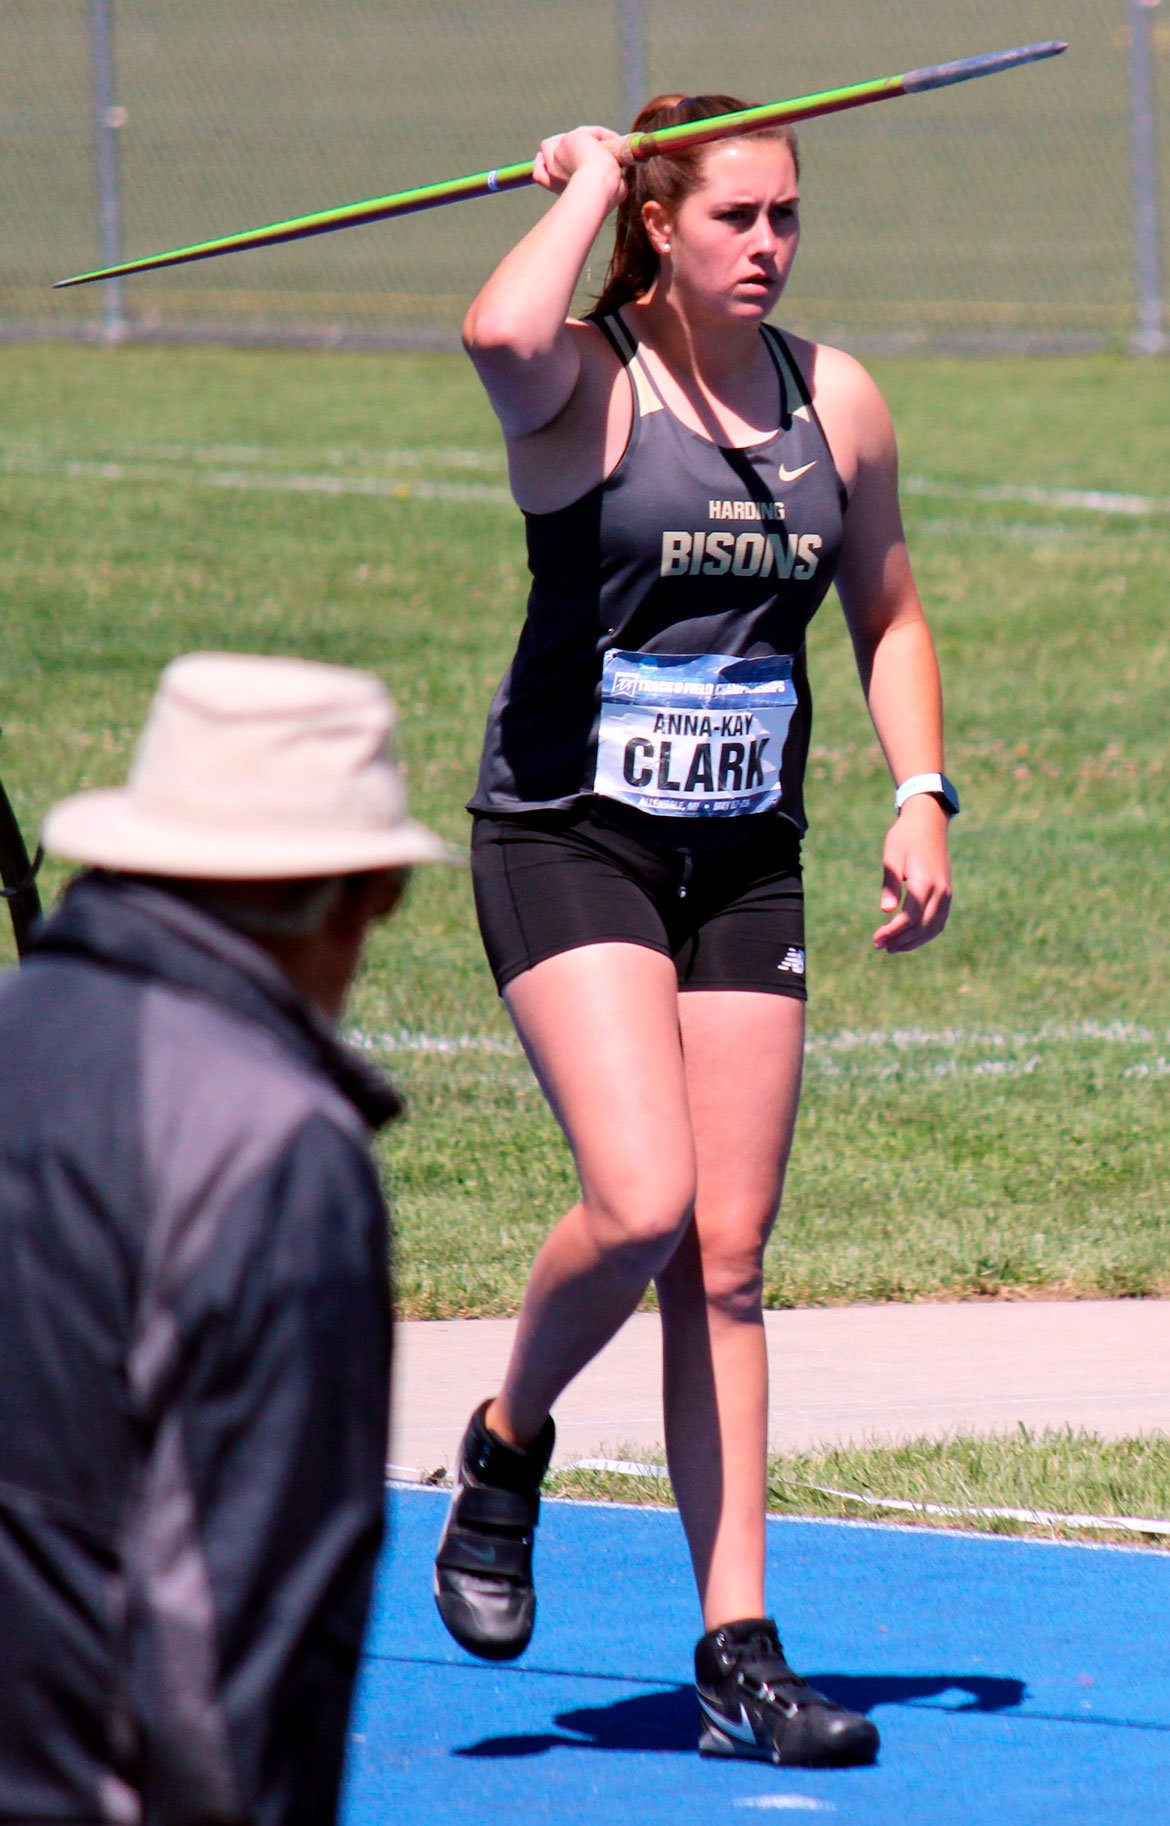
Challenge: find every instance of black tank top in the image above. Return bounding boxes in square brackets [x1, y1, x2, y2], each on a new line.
[470, 312, 847, 838]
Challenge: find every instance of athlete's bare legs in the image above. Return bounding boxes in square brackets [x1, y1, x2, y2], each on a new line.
[486, 944, 803, 1628]
[488, 942, 697, 1444]
[658, 990, 803, 1626]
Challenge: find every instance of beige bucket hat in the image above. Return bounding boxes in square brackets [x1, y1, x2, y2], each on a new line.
[43, 652, 460, 879]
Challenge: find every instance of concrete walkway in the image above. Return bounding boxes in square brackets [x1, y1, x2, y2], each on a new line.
[389, 1300, 1170, 1477]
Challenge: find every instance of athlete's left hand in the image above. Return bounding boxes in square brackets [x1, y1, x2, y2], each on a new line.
[873, 795, 952, 952]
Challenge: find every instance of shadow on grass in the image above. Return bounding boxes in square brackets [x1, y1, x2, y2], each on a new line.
[454, 1672, 1027, 1758]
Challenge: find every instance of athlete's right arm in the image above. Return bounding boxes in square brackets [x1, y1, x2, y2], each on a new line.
[462, 128, 627, 438]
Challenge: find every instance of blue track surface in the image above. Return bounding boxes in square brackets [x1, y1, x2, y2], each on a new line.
[342, 1487, 1170, 1825]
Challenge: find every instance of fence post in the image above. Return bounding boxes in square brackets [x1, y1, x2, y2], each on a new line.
[619, 0, 646, 130]
[88, 0, 126, 341]
[1129, 0, 1167, 353]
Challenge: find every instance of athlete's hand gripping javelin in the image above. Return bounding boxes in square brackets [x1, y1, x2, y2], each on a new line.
[461, 123, 635, 442]
[531, 125, 630, 200]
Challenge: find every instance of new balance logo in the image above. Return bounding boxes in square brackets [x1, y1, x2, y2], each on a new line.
[777, 947, 806, 975]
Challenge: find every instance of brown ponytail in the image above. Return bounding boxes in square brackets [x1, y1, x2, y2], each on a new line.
[592, 94, 800, 318]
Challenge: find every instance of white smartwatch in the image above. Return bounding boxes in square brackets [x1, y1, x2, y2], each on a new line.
[894, 772, 960, 817]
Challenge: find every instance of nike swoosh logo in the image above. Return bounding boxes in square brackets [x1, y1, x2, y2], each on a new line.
[698, 1693, 758, 1745]
[778, 461, 816, 484]
[453, 1535, 505, 1566]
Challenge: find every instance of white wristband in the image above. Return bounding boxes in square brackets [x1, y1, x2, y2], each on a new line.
[894, 772, 960, 816]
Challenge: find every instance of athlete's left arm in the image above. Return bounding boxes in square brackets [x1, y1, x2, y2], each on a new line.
[819, 349, 952, 954]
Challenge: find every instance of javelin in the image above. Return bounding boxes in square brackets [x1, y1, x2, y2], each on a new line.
[55, 40, 1066, 289]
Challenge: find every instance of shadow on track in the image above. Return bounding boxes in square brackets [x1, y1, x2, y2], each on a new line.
[454, 1672, 1027, 1758]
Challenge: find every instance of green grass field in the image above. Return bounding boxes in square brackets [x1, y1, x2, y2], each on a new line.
[550, 1430, 1170, 1549]
[1, 342, 1167, 1317]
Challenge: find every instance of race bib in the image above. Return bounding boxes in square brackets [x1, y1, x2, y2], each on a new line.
[594, 649, 796, 817]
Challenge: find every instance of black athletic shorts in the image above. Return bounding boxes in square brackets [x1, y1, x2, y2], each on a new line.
[471, 801, 807, 999]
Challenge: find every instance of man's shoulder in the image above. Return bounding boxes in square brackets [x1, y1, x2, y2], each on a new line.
[2, 949, 371, 1199]
[0, 948, 145, 1121]
[139, 977, 370, 1170]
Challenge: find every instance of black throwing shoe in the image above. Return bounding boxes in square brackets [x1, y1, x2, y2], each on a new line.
[695, 1617, 880, 1767]
[433, 1400, 556, 1661]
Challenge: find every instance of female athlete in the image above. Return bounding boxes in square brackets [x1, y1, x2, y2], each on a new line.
[433, 94, 956, 1769]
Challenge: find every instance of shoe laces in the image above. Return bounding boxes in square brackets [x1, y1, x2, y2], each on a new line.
[728, 1629, 813, 1713]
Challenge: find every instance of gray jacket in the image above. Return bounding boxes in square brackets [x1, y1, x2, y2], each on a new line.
[0, 873, 399, 1825]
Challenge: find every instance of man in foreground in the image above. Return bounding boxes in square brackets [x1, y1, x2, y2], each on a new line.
[0, 652, 454, 1824]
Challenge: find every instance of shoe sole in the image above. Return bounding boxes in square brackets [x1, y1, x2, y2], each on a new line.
[698, 1720, 880, 1768]
[433, 1576, 535, 1662]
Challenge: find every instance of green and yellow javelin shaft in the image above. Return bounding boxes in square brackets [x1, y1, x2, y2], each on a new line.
[55, 40, 1066, 289]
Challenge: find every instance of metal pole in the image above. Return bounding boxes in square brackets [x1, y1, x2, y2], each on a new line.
[1129, 0, 1167, 354]
[619, 0, 647, 130]
[0, 771, 42, 960]
[87, 0, 126, 340]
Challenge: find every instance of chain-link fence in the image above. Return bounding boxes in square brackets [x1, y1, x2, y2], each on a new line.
[4, 0, 1167, 351]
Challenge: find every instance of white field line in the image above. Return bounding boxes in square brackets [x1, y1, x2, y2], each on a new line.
[808, 1019, 1170, 1082]
[807, 1018, 1165, 1050]
[385, 1461, 445, 1484]
[567, 1457, 671, 1478]
[128, 441, 505, 473]
[733, 1800, 834, 1814]
[347, 1026, 517, 1057]
[909, 513, 1163, 546]
[82, 458, 511, 507]
[782, 1484, 1170, 1539]
[0, 439, 505, 473]
[354, 1020, 1167, 1056]
[3, 445, 1169, 522]
[903, 475, 1170, 518]
[346, 1021, 1170, 1083]
[560, 1459, 1170, 1539]
[0, 452, 511, 506]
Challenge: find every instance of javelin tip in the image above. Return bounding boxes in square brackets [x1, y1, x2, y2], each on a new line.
[903, 40, 1068, 95]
